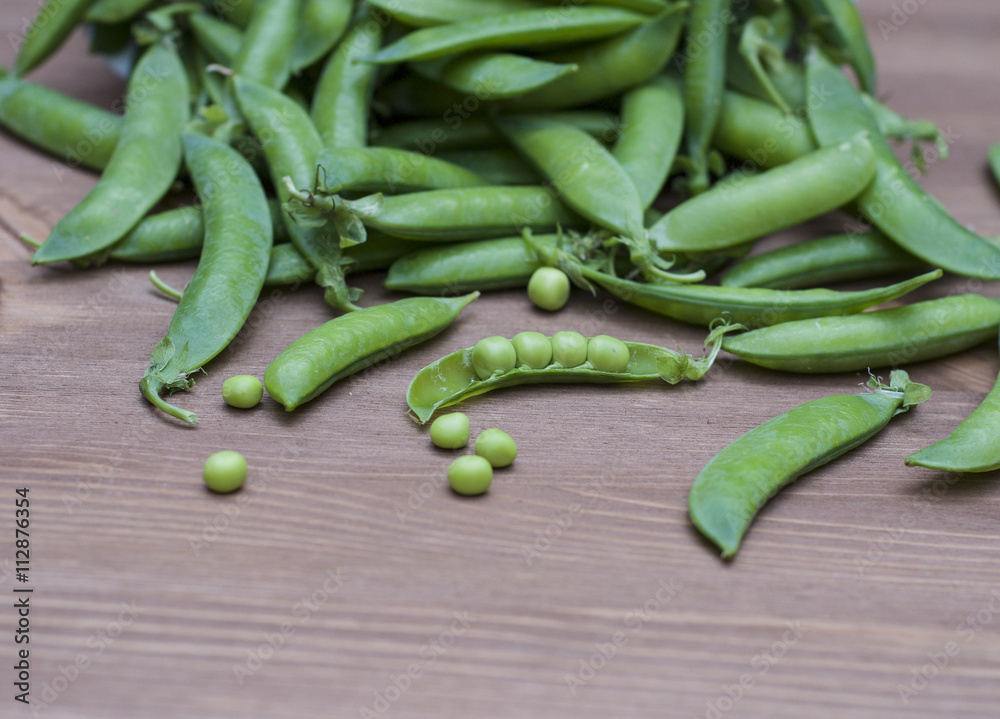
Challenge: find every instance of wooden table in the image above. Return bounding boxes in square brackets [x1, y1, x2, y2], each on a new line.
[2, 2, 999, 717]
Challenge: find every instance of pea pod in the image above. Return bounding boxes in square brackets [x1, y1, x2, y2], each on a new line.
[711, 90, 814, 169]
[650, 132, 878, 253]
[806, 49, 1000, 281]
[293, 0, 352, 71]
[503, 4, 687, 111]
[407, 326, 733, 423]
[265, 293, 480, 411]
[86, 0, 156, 23]
[720, 232, 928, 289]
[690, 370, 930, 558]
[233, 0, 299, 89]
[906, 339, 1000, 473]
[363, 8, 649, 64]
[612, 75, 684, 209]
[438, 149, 541, 186]
[311, 9, 383, 150]
[140, 132, 273, 424]
[189, 13, 243, 65]
[790, 0, 876, 93]
[410, 53, 578, 100]
[31, 41, 189, 266]
[16, 0, 98, 76]
[0, 74, 121, 171]
[365, 0, 550, 27]
[722, 294, 1000, 373]
[312, 146, 486, 195]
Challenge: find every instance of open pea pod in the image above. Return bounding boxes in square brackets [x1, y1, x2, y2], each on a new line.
[407, 326, 733, 423]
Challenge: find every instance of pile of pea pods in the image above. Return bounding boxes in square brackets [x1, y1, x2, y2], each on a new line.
[6, 0, 1000, 557]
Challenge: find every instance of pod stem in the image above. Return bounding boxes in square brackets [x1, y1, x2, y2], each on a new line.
[149, 270, 183, 300]
[139, 376, 199, 425]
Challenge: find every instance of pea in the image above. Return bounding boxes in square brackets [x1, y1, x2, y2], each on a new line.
[448, 455, 493, 496]
[202, 450, 247, 493]
[222, 375, 264, 408]
[429, 412, 470, 449]
[587, 335, 630, 372]
[550, 331, 588, 368]
[471, 335, 517, 380]
[527, 267, 570, 311]
[475, 429, 518, 468]
[511, 331, 553, 369]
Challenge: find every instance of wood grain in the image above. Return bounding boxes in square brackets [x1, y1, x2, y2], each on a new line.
[1, 2, 999, 717]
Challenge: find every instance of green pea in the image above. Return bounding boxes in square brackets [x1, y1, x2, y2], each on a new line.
[550, 331, 589, 368]
[222, 375, 264, 409]
[587, 335, 630, 372]
[511, 331, 553, 369]
[448, 455, 493, 496]
[471, 336, 517, 380]
[475, 429, 518, 468]
[527, 267, 571, 311]
[429, 412, 470, 449]
[203, 451, 247, 494]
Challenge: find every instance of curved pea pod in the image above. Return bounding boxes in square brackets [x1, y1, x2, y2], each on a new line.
[0, 74, 122, 171]
[386, 235, 558, 293]
[16, 0, 98, 76]
[907, 339, 1000, 473]
[363, 8, 648, 64]
[690, 370, 930, 558]
[406, 326, 732, 423]
[806, 49, 1000, 281]
[438, 149, 541, 186]
[233, 0, 299, 90]
[711, 91, 815, 169]
[790, 0, 876, 93]
[649, 132, 878, 253]
[411, 52, 577, 100]
[722, 294, 1000, 374]
[720, 232, 929, 289]
[612, 75, 684, 209]
[86, 0, 156, 23]
[502, 3, 687, 111]
[140, 133, 273, 424]
[365, 0, 551, 27]
[265, 293, 479, 411]
[31, 41, 189, 266]
[292, 0, 352, 71]
[189, 13, 243, 65]
[312, 146, 486, 195]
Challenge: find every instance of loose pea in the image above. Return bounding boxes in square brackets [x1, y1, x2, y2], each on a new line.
[511, 331, 553, 369]
[448, 455, 493, 496]
[222, 375, 264, 408]
[527, 267, 571, 311]
[550, 331, 589, 368]
[429, 412, 470, 449]
[471, 336, 517, 380]
[587, 335, 630, 372]
[475, 429, 518, 468]
[203, 451, 247, 494]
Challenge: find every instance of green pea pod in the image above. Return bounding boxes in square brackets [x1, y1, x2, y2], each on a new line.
[690, 370, 930, 558]
[438, 149, 541, 186]
[189, 13, 243, 65]
[906, 339, 1000, 473]
[233, 75, 359, 310]
[312, 146, 486, 195]
[0, 74, 122, 171]
[265, 293, 480, 411]
[311, 9, 382, 150]
[612, 75, 684, 209]
[86, 0, 156, 23]
[285, 185, 583, 243]
[806, 49, 1000, 281]
[263, 235, 428, 286]
[724, 37, 806, 112]
[711, 90, 814, 169]
[16, 0, 98, 76]
[790, 0, 875, 93]
[650, 132, 877, 253]
[720, 232, 928, 289]
[364, 7, 649, 64]
[584, 0, 672, 12]
[502, 3, 687, 111]
[680, 0, 730, 194]
[407, 325, 733, 423]
[386, 234, 559, 293]
[722, 294, 1000, 373]
[365, 0, 550, 27]
[213, 0, 254, 27]
[234, 0, 299, 89]
[410, 53, 578, 100]
[293, 0, 352, 71]
[31, 41, 189, 266]
[140, 133, 273, 424]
